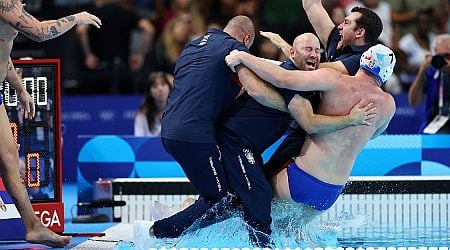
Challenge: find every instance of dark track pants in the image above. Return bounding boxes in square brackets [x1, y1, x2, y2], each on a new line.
[263, 127, 306, 178]
[217, 128, 273, 247]
[153, 138, 228, 238]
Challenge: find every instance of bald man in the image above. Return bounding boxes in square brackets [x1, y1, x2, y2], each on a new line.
[214, 32, 374, 246]
[226, 43, 396, 223]
[153, 15, 256, 240]
[261, 2, 383, 177]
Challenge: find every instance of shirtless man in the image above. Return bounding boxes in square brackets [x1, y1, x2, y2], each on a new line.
[225, 44, 396, 220]
[0, 1, 101, 247]
[260, 1, 383, 177]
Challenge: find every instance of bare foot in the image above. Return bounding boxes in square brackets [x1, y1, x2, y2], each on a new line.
[26, 224, 72, 248]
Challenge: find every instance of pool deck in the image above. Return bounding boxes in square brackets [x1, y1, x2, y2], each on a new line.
[0, 183, 449, 249]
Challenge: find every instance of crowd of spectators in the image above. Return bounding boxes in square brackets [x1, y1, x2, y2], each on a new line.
[11, 0, 449, 95]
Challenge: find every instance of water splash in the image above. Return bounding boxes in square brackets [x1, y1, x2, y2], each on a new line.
[132, 198, 373, 248]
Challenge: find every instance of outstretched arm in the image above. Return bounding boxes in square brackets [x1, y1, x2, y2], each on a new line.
[236, 65, 288, 112]
[6, 58, 35, 119]
[0, 1, 101, 42]
[289, 95, 376, 134]
[226, 50, 339, 92]
[302, 0, 335, 47]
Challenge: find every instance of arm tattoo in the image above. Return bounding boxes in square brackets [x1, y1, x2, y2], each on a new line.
[15, 22, 60, 41]
[13, 21, 32, 30]
[1, 2, 73, 41]
[18, 15, 28, 24]
[0, 1, 15, 13]
[65, 15, 75, 22]
[56, 17, 71, 27]
[21, 7, 34, 20]
[37, 29, 53, 41]
[54, 16, 75, 28]
[49, 26, 59, 36]
[18, 29, 38, 40]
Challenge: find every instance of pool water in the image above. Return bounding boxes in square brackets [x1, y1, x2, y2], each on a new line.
[127, 201, 450, 249]
[339, 227, 450, 247]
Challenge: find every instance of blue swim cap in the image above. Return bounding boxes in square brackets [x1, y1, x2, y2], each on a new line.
[360, 44, 396, 85]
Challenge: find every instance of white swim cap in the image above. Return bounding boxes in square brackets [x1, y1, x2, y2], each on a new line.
[360, 44, 396, 85]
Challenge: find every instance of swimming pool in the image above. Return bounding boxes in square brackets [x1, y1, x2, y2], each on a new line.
[130, 202, 449, 249]
[106, 177, 450, 249]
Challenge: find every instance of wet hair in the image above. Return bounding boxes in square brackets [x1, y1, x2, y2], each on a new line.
[351, 6, 382, 45]
[138, 72, 172, 133]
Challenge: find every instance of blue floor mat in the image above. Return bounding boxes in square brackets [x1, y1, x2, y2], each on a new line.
[0, 183, 117, 249]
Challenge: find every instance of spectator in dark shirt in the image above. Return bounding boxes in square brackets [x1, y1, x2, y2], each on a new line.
[76, 0, 154, 93]
[408, 34, 450, 133]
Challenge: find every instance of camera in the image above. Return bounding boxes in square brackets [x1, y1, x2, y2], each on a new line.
[431, 55, 447, 69]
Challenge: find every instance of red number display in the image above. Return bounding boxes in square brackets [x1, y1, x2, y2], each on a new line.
[9, 122, 19, 150]
[26, 152, 41, 188]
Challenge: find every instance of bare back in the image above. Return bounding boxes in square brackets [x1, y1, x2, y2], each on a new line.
[296, 72, 396, 185]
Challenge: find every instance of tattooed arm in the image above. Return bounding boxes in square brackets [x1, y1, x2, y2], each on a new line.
[0, 0, 101, 42]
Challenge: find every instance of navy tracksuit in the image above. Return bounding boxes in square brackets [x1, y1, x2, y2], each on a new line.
[264, 26, 371, 174]
[216, 59, 320, 246]
[157, 30, 320, 246]
[155, 28, 251, 241]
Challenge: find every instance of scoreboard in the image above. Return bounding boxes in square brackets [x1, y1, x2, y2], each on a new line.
[0, 59, 63, 240]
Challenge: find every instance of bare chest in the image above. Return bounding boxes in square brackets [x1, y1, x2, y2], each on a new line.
[0, 20, 18, 43]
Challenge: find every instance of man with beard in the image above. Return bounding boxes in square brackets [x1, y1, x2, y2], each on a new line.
[215, 32, 375, 246]
[225, 43, 396, 226]
[148, 33, 374, 247]
[262, 0, 383, 178]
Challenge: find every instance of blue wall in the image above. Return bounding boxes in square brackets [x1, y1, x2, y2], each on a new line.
[77, 135, 450, 181]
[61, 95, 140, 182]
[74, 134, 450, 214]
[61, 93, 426, 182]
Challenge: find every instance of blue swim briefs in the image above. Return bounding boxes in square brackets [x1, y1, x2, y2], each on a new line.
[0, 93, 2, 106]
[287, 162, 344, 211]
